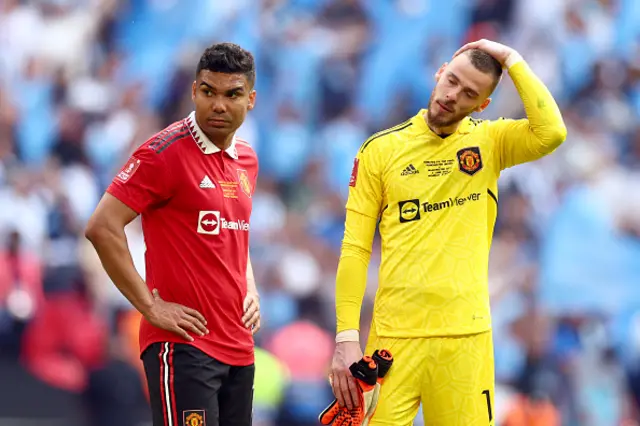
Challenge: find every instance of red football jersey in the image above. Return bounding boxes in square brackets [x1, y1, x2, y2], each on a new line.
[107, 112, 258, 366]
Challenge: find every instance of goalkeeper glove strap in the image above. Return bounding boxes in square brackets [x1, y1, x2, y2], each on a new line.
[319, 355, 378, 425]
[362, 349, 394, 425]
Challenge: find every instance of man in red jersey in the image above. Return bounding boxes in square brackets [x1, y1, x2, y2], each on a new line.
[85, 42, 260, 426]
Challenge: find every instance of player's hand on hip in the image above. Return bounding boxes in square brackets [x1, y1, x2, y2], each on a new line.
[242, 291, 260, 335]
[452, 39, 517, 67]
[144, 289, 209, 342]
[330, 341, 364, 410]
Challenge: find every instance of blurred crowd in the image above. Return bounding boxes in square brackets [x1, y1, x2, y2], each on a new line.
[1, 0, 640, 425]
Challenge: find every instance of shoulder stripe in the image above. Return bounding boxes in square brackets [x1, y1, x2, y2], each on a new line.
[155, 130, 187, 153]
[360, 120, 413, 153]
[149, 125, 186, 150]
[152, 129, 188, 154]
[359, 119, 411, 152]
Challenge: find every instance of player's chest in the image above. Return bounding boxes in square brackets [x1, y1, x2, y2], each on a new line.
[171, 154, 253, 216]
[383, 141, 492, 202]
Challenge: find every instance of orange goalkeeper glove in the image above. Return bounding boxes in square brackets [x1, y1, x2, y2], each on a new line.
[319, 355, 379, 425]
[362, 349, 394, 425]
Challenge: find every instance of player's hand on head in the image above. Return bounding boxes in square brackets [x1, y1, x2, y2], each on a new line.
[145, 289, 209, 342]
[452, 39, 516, 67]
[242, 291, 260, 335]
[330, 341, 364, 410]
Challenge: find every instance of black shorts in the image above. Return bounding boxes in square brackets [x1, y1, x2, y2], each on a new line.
[142, 342, 254, 426]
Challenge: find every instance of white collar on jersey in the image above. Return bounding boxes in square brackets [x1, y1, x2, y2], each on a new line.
[186, 111, 238, 159]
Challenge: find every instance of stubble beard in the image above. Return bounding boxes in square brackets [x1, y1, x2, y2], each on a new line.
[426, 91, 471, 129]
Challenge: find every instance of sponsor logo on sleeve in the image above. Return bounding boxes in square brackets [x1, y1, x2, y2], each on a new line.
[349, 158, 360, 187]
[115, 157, 141, 183]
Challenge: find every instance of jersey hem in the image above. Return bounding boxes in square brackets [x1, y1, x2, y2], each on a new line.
[139, 338, 254, 367]
[373, 325, 492, 339]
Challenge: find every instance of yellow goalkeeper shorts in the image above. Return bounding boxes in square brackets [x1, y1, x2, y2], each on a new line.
[365, 329, 495, 426]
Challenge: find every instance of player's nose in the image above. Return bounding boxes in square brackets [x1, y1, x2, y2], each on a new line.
[445, 91, 458, 103]
[211, 98, 226, 113]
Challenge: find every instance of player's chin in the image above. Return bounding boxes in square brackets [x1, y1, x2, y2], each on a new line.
[204, 123, 232, 135]
[430, 113, 453, 127]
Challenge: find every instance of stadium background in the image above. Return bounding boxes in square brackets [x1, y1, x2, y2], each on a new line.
[1, 0, 640, 425]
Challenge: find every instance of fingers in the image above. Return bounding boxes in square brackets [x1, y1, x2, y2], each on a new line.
[242, 301, 258, 325]
[172, 323, 194, 342]
[183, 311, 209, 335]
[338, 372, 356, 410]
[251, 318, 261, 335]
[244, 310, 260, 331]
[243, 294, 253, 312]
[242, 296, 258, 318]
[242, 296, 260, 331]
[331, 371, 346, 408]
[453, 39, 485, 57]
[453, 43, 477, 58]
[178, 319, 205, 338]
[183, 306, 207, 326]
[347, 375, 361, 409]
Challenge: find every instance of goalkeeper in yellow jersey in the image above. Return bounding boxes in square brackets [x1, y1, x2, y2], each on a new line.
[327, 39, 567, 426]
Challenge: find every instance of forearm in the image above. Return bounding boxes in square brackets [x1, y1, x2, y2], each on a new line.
[335, 210, 376, 336]
[507, 54, 567, 147]
[246, 254, 257, 294]
[87, 226, 154, 315]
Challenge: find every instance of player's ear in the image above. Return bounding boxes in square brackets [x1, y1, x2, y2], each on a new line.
[247, 90, 256, 111]
[435, 63, 448, 82]
[475, 98, 491, 113]
[191, 81, 197, 102]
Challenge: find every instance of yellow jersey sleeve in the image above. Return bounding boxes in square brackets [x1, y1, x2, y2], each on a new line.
[335, 210, 377, 333]
[488, 60, 568, 171]
[335, 141, 385, 333]
[345, 144, 384, 218]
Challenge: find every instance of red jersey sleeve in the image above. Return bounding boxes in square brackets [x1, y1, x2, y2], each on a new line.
[106, 145, 172, 214]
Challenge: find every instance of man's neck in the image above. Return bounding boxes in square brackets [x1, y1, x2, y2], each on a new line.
[422, 111, 461, 137]
[206, 132, 235, 151]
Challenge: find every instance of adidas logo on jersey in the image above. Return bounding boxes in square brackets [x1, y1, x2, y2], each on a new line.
[199, 175, 215, 189]
[401, 164, 419, 176]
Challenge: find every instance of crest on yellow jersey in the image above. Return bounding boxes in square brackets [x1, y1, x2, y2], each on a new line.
[457, 147, 483, 176]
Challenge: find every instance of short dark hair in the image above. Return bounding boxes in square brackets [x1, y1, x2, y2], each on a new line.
[196, 42, 256, 88]
[465, 49, 503, 89]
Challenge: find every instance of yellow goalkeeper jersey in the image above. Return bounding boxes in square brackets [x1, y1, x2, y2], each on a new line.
[336, 60, 567, 338]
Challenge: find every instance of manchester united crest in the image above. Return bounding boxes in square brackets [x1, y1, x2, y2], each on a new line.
[237, 169, 252, 198]
[183, 410, 205, 426]
[456, 147, 483, 176]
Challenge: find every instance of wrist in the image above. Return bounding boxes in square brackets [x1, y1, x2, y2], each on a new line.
[505, 51, 523, 69]
[139, 297, 156, 319]
[336, 329, 359, 343]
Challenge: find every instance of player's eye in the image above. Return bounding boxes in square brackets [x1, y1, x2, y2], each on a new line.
[202, 89, 213, 97]
[228, 91, 241, 98]
[447, 78, 457, 86]
[465, 91, 476, 98]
